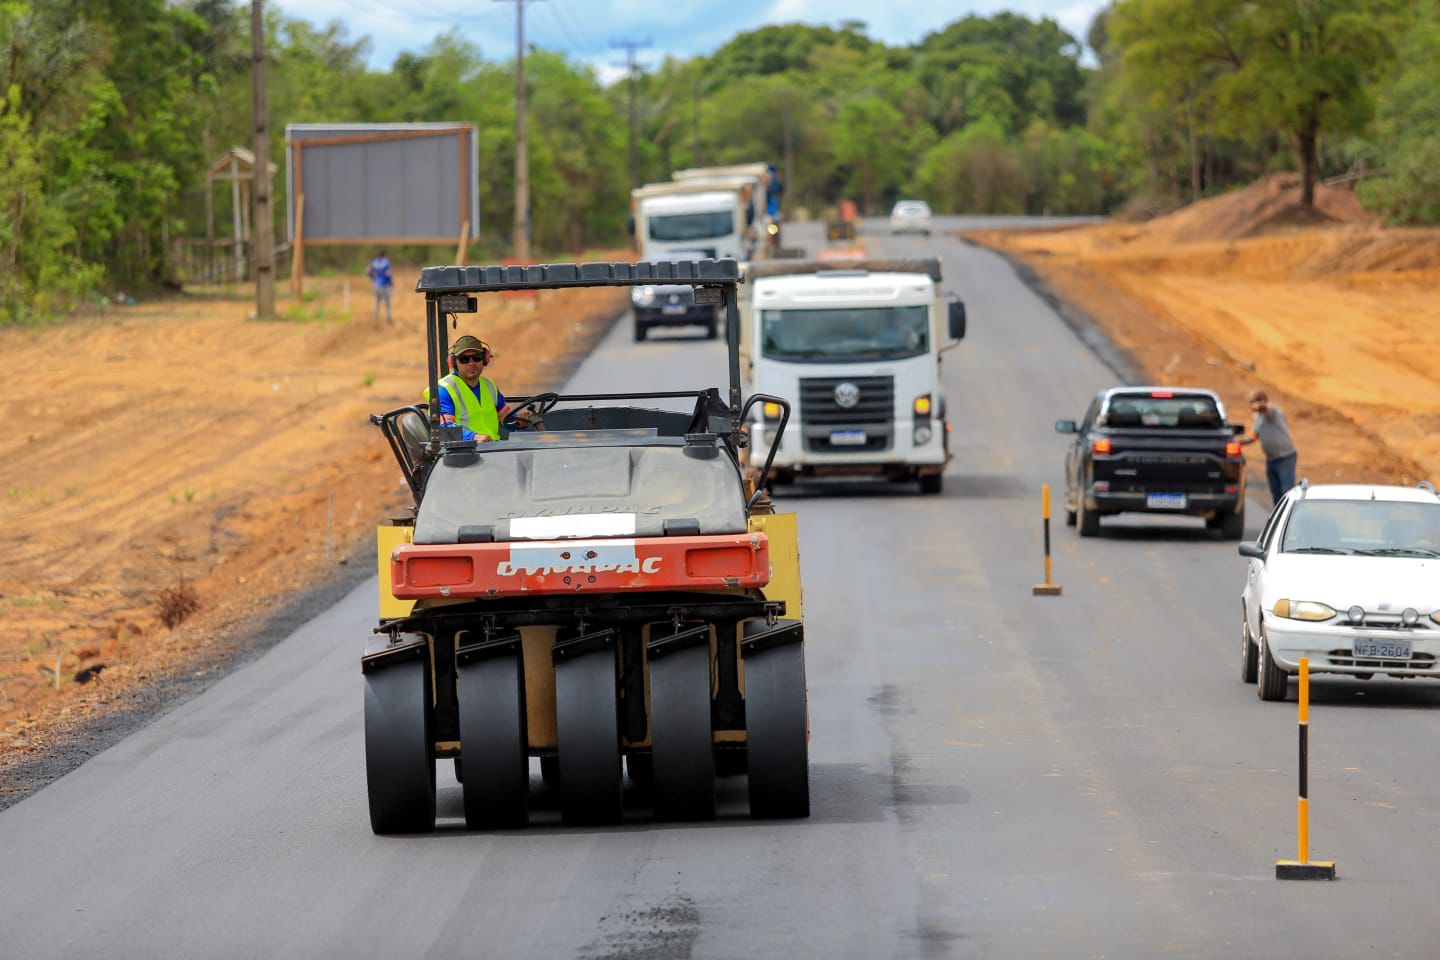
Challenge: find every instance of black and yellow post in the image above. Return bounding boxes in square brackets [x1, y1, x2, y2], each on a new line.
[1276, 658, 1336, 880]
[1032, 484, 1062, 596]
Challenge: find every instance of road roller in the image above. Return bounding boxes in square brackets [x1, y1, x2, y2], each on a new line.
[366, 258, 807, 832]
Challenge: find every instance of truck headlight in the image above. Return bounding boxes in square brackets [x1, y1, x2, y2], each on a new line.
[762, 401, 782, 420]
[913, 425, 933, 445]
[1272, 599, 1337, 622]
[632, 286, 656, 307]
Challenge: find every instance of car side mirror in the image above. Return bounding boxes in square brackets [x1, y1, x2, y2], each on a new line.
[947, 299, 966, 341]
[1237, 541, 1265, 560]
[1054, 419, 1078, 434]
[1230, 423, 1245, 435]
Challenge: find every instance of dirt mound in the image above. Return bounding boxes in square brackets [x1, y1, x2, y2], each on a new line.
[1145, 173, 1375, 244]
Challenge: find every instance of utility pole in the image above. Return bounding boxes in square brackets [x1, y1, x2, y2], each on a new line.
[250, 0, 274, 318]
[495, 0, 543, 261]
[611, 37, 651, 188]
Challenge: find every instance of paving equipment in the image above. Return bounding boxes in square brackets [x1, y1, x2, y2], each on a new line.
[366, 258, 808, 833]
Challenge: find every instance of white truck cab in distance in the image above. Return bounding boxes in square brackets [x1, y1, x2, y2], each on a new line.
[743, 258, 966, 494]
[630, 181, 750, 262]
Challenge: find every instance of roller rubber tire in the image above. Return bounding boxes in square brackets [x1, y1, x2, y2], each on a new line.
[649, 643, 717, 821]
[745, 641, 810, 819]
[458, 651, 529, 829]
[1240, 620, 1258, 684]
[1257, 633, 1289, 701]
[364, 658, 436, 834]
[555, 648, 624, 825]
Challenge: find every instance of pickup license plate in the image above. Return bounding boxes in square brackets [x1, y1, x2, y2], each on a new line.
[662, 304, 687, 315]
[830, 430, 868, 446]
[1354, 638, 1412, 660]
[1146, 492, 1187, 510]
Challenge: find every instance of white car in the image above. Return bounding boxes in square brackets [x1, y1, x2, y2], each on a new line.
[889, 200, 933, 235]
[1239, 482, 1440, 700]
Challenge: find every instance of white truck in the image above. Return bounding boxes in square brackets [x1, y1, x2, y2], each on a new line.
[672, 163, 771, 253]
[629, 179, 753, 340]
[741, 258, 966, 493]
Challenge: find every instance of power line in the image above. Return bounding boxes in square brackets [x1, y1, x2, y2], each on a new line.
[610, 37, 651, 189]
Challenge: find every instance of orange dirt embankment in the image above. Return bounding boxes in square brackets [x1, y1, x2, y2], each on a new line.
[0, 269, 626, 768]
[970, 174, 1440, 488]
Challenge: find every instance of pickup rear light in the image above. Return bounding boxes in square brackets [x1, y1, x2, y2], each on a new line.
[1092, 438, 1112, 455]
[1225, 441, 1242, 457]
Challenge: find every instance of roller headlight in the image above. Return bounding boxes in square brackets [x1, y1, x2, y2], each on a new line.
[1272, 599, 1337, 622]
[632, 286, 657, 307]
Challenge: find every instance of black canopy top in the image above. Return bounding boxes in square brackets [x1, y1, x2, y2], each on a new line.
[416, 258, 741, 295]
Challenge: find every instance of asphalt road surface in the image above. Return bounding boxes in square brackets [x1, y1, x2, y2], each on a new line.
[4, 219, 1439, 959]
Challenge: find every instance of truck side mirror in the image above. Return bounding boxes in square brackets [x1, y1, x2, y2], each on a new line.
[947, 299, 966, 340]
[626, 215, 635, 238]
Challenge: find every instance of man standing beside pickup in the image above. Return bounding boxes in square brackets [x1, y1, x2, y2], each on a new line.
[1240, 389, 1298, 504]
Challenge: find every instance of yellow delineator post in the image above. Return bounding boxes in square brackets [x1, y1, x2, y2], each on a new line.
[1276, 658, 1336, 880]
[1032, 484, 1063, 596]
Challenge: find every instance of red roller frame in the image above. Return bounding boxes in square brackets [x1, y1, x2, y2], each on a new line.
[391, 533, 770, 600]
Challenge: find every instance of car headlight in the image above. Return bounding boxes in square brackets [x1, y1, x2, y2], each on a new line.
[1272, 599, 1337, 622]
[632, 286, 656, 307]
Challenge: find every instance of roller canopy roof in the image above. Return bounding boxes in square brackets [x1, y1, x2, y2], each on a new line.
[416, 258, 741, 295]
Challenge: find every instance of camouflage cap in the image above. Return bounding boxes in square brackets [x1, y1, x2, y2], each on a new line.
[450, 335, 491, 358]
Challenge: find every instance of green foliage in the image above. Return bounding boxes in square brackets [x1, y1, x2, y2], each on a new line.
[1356, 0, 1440, 223]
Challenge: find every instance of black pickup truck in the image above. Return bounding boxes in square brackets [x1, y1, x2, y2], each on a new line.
[1055, 387, 1248, 538]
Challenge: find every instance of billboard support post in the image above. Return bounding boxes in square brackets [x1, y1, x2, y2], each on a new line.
[292, 193, 305, 300]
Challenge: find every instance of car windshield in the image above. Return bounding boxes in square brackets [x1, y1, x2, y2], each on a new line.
[762, 306, 929, 362]
[1281, 500, 1440, 556]
[648, 211, 733, 242]
[1103, 394, 1221, 428]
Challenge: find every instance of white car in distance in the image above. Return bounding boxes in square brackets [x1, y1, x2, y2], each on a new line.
[1239, 482, 1440, 700]
[889, 200, 933, 236]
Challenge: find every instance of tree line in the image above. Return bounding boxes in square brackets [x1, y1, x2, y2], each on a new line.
[2, 1, 1438, 323]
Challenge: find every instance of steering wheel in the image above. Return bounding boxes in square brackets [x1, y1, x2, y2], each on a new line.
[510, 391, 560, 429]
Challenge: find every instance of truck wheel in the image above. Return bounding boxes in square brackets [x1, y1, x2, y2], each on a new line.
[648, 633, 716, 821]
[918, 472, 943, 495]
[364, 656, 436, 834]
[457, 639, 529, 829]
[1257, 633, 1289, 701]
[705, 318, 720, 340]
[634, 321, 648, 342]
[1220, 505, 1245, 540]
[1077, 498, 1100, 537]
[1240, 620, 1258, 684]
[744, 631, 809, 819]
[554, 640, 624, 825]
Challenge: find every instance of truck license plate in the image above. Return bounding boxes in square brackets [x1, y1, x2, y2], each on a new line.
[830, 430, 867, 446]
[1353, 638, 1412, 660]
[1146, 492, 1187, 510]
[662, 305, 687, 315]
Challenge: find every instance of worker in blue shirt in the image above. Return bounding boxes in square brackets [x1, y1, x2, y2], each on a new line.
[366, 249, 394, 324]
[426, 335, 531, 442]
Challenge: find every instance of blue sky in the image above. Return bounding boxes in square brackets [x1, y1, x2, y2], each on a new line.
[275, 1, 1104, 81]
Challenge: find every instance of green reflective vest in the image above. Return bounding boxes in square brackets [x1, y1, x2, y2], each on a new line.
[424, 373, 501, 440]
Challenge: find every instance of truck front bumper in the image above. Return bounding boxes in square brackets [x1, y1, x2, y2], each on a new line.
[749, 420, 949, 473]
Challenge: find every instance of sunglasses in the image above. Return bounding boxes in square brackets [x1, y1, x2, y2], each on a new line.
[455, 353, 485, 363]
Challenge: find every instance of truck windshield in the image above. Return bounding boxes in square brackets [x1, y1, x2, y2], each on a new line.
[1103, 394, 1221, 428]
[648, 211, 733, 242]
[761, 306, 929, 362]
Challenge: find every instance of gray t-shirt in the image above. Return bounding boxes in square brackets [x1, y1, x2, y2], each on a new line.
[1253, 405, 1296, 460]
